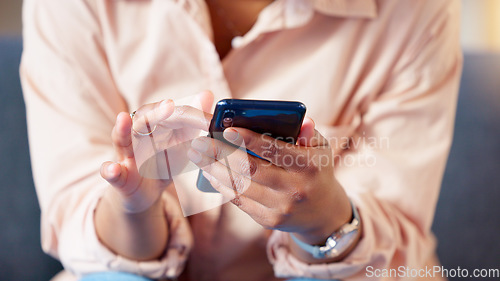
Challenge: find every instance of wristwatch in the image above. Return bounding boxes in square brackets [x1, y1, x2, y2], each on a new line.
[290, 200, 361, 259]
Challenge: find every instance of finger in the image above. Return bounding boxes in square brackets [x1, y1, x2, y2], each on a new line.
[200, 170, 275, 225]
[189, 136, 283, 187]
[223, 128, 308, 172]
[188, 147, 252, 195]
[306, 129, 330, 148]
[195, 90, 214, 113]
[163, 105, 213, 131]
[297, 117, 314, 146]
[100, 161, 128, 189]
[297, 117, 330, 148]
[201, 170, 240, 199]
[131, 99, 175, 135]
[188, 146, 286, 209]
[112, 112, 134, 160]
[297, 117, 315, 141]
[160, 91, 213, 131]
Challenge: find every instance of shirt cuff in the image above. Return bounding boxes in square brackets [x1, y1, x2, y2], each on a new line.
[266, 203, 375, 280]
[80, 190, 193, 279]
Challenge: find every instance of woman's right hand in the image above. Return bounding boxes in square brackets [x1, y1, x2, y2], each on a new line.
[100, 99, 175, 214]
[95, 91, 213, 260]
[100, 91, 214, 214]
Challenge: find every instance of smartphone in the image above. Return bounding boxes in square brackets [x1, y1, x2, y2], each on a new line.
[197, 99, 306, 192]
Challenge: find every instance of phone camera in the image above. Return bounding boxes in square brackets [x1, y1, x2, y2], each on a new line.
[222, 110, 235, 128]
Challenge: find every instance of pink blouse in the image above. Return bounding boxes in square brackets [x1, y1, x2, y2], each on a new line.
[20, 0, 462, 280]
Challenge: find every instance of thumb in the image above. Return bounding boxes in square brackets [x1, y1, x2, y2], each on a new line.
[195, 90, 214, 113]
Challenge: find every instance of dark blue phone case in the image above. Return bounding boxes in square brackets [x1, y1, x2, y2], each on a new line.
[197, 99, 306, 193]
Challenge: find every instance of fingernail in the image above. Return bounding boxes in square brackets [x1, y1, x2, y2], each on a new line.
[187, 149, 202, 163]
[160, 99, 173, 110]
[191, 138, 209, 152]
[223, 129, 239, 142]
[107, 163, 116, 174]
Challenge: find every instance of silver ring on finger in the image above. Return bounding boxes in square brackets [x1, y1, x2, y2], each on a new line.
[130, 111, 157, 136]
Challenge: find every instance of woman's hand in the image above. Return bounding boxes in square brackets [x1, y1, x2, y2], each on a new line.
[101, 91, 213, 213]
[187, 118, 353, 250]
[95, 91, 213, 260]
[99, 101, 174, 214]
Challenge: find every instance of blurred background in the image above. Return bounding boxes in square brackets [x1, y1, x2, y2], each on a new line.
[0, 0, 499, 280]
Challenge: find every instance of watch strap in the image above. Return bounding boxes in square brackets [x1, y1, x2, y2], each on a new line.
[290, 231, 328, 258]
[290, 200, 360, 259]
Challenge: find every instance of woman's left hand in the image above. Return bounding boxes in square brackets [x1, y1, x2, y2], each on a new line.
[187, 118, 353, 246]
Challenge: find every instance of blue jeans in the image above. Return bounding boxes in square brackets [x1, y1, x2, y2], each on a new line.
[289, 279, 338, 281]
[80, 272, 334, 281]
[80, 272, 153, 281]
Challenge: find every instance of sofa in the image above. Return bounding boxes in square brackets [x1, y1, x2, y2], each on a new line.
[0, 37, 498, 280]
